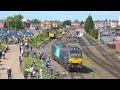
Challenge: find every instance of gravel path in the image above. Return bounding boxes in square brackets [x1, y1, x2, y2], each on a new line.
[0, 45, 24, 79]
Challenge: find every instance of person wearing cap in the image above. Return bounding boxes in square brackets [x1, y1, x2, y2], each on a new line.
[7, 67, 12, 79]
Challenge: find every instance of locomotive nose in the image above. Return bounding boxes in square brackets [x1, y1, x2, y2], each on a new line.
[69, 58, 82, 64]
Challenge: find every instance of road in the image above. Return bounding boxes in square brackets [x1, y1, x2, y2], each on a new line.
[0, 45, 24, 79]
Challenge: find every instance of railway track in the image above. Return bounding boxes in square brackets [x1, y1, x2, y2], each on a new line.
[84, 34, 120, 72]
[79, 37, 120, 78]
[35, 33, 87, 79]
[68, 71, 85, 79]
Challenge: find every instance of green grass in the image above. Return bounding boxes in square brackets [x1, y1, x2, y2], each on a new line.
[82, 52, 94, 68]
[21, 57, 46, 73]
[0, 46, 5, 51]
[21, 57, 63, 79]
[91, 46, 97, 50]
[27, 33, 49, 47]
[85, 33, 99, 43]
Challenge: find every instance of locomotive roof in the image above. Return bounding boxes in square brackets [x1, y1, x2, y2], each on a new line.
[53, 42, 81, 51]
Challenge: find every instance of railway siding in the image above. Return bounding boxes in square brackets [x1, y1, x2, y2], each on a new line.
[79, 36, 118, 79]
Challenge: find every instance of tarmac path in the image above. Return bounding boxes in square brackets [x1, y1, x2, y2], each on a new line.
[0, 44, 24, 79]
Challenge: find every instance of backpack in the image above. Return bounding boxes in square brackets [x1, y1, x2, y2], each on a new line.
[7, 69, 11, 74]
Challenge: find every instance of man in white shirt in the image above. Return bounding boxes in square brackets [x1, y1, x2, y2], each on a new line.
[21, 49, 24, 57]
[2, 51, 5, 59]
[30, 66, 34, 79]
[39, 68, 43, 79]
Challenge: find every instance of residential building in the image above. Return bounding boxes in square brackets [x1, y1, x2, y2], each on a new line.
[51, 22, 57, 28]
[94, 20, 109, 29]
[71, 22, 81, 27]
[30, 24, 37, 30]
[0, 20, 6, 29]
[94, 20, 118, 29]
[114, 30, 120, 53]
[110, 20, 118, 28]
[40, 22, 44, 28]
[40, 20, 52, 29]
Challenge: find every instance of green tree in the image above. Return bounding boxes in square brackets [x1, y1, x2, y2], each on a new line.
[74, 19, 79, 23]
[57, 23, 63, 29]
[32, 19, 40, 24]
[6, 14, 24, 30]
[6, 16, 15, 29]
[63, 20, 71, 27]
[14, 15, 23, 30]
[80, 21, 84, 25]
[84, 15, 94, 33]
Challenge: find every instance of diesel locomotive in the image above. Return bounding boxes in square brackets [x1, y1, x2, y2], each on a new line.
[52, 42, 83, 71]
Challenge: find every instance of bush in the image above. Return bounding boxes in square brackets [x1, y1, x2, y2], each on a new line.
[94, 29, 98, 39]
[24, 51, 29, 57]
[9, 40, 15, 44]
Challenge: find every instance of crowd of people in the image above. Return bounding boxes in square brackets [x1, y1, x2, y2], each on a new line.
[0, 46, 9, 59]
[22, 50, 61, 79]
[5, 34, 66, 79]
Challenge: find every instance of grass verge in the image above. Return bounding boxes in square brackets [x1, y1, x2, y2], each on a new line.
[82, 52, 94, 68]
[0, 46, 5, 51]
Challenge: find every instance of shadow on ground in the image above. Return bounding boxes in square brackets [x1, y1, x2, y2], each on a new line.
[0, 64, 3, 66]
[70, 65, 93, 74]
[0, 68, 6, 70]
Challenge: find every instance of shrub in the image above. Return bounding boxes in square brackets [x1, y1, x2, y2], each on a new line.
[24, 51, 29, 57]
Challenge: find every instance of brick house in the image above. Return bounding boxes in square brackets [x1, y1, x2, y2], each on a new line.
[110, 20, 118, 28]
[51, 22, 57, 28]
[40, 20, 52, 29]
[40, 22, 44, 28]
[94, 20, 109, 29]
[0, 20, 6, 29]
[94, 20, 118, 29]
[114, 30, 120, 53]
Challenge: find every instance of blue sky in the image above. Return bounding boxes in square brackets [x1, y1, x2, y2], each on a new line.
[0, 11, 120, 21]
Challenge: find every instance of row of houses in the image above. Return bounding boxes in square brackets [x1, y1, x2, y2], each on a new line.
[94, 20, 119, 29]
[40, 20, 58, 29]
[0, 19, 85, 30]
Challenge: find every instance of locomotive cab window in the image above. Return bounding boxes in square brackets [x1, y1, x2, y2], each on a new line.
[70, 50, 80, 54]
